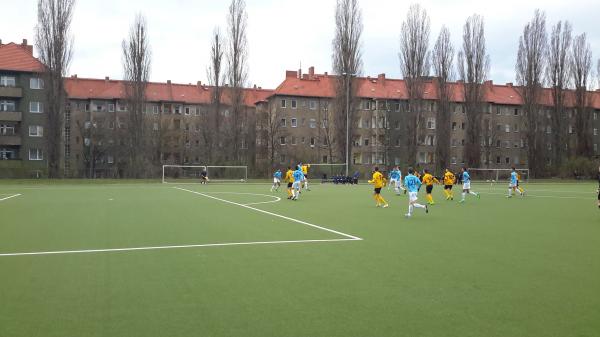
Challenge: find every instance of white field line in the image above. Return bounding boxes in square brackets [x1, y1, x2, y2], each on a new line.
[193, 191, 281, 206]
[0, 239, 358, 257]
[0, 194, 21, 202]
[174, 187, 363, 241]
[478, 191, 590, 200]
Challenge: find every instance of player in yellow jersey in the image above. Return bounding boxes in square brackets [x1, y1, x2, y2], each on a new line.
[515, 172, 525, 196]
[443, 169, 456, 200]
[301, 163, 310, 191]
[422, 169, 440, 205]
[368, 167, 389, 208]
[284, 166, 294, 200]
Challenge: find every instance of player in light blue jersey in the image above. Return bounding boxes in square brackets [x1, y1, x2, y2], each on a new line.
[291, 167, 305, 200]
[507, 167, 522, 198]
[271, 169, 282, 192]
[403, 167, 428, 217]
[388, 166, 405, 195]
[459, 167, 480, 203]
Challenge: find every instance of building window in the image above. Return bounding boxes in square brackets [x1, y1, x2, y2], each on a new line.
[29, 148, 43, 160]
[28, 125, 43, 137]
[0, 100, 16, 112]
[280, 118, 286, 127]
[594, 112, 598, 120]
[364, 138, 369, 146]
[451, 157, 457, 164]
[309, 118, 316, 128]
[291, 118, 297, 127]
[291, 99, 297, 109]
[280, 136, 286, 145]
[108, 103, 115, 112]
[0, 76, 16, 87]
[514, 108, 519, 116]
[505, 124, 510, 133]
[451, 139, 457, 147]
[461, 122, 465, 130]
[594, 128, 598, 136]
[309, 100, 317, 110]
[291, 136, 297, 145]
[30, 78, 44, 89]
[280, 99, 286, 108]
[568, 125, 573, 134]
[185, 107, 191, 115]
[153, 122, 159, 131]
[427, 117, 436, 130]
[310, 137, 315, 146]
[280, 154, 286, 164]
[514, 124, 519, 132]
[30, 102, 43, 113]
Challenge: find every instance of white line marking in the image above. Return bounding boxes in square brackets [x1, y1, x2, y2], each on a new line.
[0, 194, 21, 202]
[194, 191, 281, 206]
[479, 192, 590, 200]
[174, 187, 363, 241]
[0, 239, 358, 257]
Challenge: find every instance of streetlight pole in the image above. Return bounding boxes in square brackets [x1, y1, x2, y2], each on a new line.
[343, 72, 355, 177]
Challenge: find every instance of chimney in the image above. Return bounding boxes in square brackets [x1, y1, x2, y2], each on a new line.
[167, 80, 171, 85]
[253, 84, 257, 89]
[286, 70, 297, 78]
[308, 66, 315, 77]
[0, 39, 3, 45]
[298, 68, 302, 79]
[105, 76, 109, 81]
[506, 82, 513, 87]
[324, 72, 328, 76]
[378, 73, 386, 84]
[197, 81, 202, 86]
[22, 39, 27, 45]
[302, 74, 308, 80]
[72, 74, 77, 79]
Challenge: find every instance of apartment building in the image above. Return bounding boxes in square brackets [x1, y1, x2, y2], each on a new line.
[265, 68, 600, 177]
[0, 40, 47, 178]
[63, 76, 272, 177]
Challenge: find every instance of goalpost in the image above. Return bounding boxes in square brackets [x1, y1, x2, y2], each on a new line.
[162, 165, 248, 184]
[305, 163, 348, 183]
[468, 168, 530, 183]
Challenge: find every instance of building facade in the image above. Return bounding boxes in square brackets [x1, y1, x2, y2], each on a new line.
[1, 40, 599, 179]
[0, 40, 48, 178]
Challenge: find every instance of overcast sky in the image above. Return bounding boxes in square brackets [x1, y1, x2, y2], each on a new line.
[2, 0, 599, 89]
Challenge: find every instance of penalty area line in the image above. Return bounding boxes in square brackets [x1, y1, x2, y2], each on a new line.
[0, 194, 21, 202]
[0, 239, 359, 257]
[174, 187, 363, 241]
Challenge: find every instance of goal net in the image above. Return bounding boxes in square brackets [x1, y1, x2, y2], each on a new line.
[162, 165, 207, 184]
[162, 165, 248, 183]
[206, 166, 248, 182]
[304, 163, 347, 182]
[468, 168, 530, 183]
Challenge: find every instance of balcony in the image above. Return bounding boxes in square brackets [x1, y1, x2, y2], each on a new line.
[0, 135, 21, 146]
[0, 111, 22, 122]
[0, 86, 23, 98]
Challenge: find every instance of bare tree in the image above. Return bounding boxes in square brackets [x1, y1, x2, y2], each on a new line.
[516, 10, 547, 177]
[225, 0, 248, 164]
[122, 13, 151, 178]
[570, 33, 593, 157]
[432, 25, 453, 173]
[35, 0, 75, 178]
[399, 3, 430, 167]
[332, 0, 362, 170]
[546, 20, 572, 169]
[206, 27, 225, 164]
[457, 14, 490, 168]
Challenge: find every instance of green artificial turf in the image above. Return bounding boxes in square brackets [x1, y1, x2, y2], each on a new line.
[0, 181, 598, 337]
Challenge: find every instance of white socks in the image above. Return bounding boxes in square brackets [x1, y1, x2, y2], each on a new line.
[414, 203, 426, 209]
[470, 191, 478, 196]
[462, 192, 466, 200]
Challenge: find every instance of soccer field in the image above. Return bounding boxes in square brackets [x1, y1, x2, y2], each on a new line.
[0, 180, 598, 337]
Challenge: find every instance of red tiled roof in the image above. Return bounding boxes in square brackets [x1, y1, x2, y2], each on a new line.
[274, 69, 600, 109]
[0, 42, 44, 73]
[64, 77, 274, 107]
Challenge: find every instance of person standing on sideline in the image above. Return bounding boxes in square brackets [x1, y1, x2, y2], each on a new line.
[459, 167, 480, 203]
[403, 168, 428, 217]
[368, 167, 389, 208]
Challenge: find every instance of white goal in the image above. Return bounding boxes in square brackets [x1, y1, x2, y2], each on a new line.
[468, 168, 530, 183]
[162, 165, 248, 184]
